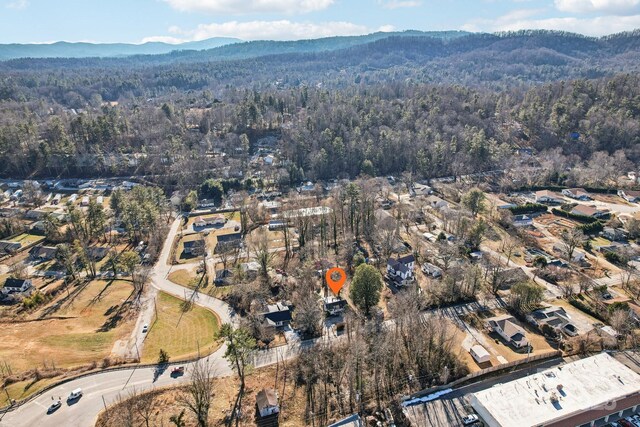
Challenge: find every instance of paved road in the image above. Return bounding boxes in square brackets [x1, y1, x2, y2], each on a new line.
[0, 216, 240, 427]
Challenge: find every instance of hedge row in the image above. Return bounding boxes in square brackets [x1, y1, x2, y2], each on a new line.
[508, 203, 548, 215]
[569, 297, 607, 323]
[577, 221, 604, 234]
[551, 208, 599, 224]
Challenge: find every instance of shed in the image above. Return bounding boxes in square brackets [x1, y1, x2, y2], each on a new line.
[470, 345, 491, 364]
[256, 388, 279, 418]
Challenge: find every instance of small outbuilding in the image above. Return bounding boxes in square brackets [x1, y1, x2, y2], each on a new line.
[470, 344, 491, 364]
[256, 388, 279, 418]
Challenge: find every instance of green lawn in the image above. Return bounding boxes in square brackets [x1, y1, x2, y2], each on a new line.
[141, 292, 220, 363]
[0, 377, 59, 407]
[168, 269, 198, 287]
[9, 233, 45, 246]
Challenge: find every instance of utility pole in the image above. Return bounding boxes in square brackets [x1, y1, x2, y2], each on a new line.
[102, 395, 107, 411]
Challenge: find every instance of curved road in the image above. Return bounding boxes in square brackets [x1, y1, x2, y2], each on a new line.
[0, 217, 248, 427]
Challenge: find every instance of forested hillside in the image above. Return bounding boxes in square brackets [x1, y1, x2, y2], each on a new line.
[0, 30, 639, 181]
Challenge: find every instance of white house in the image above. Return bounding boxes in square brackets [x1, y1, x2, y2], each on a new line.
[256, 388, 279, 418]
[470, 344, 491, 364]
[421, 262, 442, 278]
[264, 154, 275, 165]
[618, 189, 640, 203]
[425, 195, 448, 210]
[1, 278, 33, 296]
[535, 190, 564, 204]
[387, 254, 415, 286]
[194, 215, 225, 228]
[486, 315, 529, 349]
[561, 188, 591, 200]
[512, 214, 533, 227]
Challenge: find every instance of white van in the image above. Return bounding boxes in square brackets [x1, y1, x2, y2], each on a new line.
[67, 388, 83, 401]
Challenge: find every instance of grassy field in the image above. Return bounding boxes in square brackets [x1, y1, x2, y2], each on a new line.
[0, 377, 60, 406]
[0, 280, 135, 373]
[168, 269, 198, 287]
[141, 292, 220, 363]
[8, 233, 45, 246]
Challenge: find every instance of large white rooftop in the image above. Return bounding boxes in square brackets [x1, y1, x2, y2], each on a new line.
[471, 353, 640, 427]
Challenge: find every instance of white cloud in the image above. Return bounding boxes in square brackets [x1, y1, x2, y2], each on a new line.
[463, 10, 640, 36]
[163, 0, 334, 14]
[377, 0, 422, 9]
[554, 0, 640, 14]
[378, 25, 397, 32]
[6, 0, 29, 10]
[142, 20, 374, 43]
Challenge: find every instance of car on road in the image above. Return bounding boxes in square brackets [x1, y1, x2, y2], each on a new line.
[462, 414, 479, 425]
[142, 324, 149, 333]
[67, 388, 82, 402]
[171, 366, 185, 377]
[47, 401, 62, 414]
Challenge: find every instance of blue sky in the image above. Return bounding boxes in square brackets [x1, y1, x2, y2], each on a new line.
[2, 0, 640, 44]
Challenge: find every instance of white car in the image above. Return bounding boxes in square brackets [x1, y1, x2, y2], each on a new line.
[67, 388, 82, 401]
[462, 414, 479, 425]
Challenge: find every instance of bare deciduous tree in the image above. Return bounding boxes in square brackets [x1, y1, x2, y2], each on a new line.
[179, 360, 215, 427]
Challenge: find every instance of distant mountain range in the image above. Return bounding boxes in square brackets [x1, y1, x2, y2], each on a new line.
[0, 31, 468, 61]
[0, 38, 240, 60]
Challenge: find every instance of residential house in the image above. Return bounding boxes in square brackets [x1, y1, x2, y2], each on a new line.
[425, 195, 448, 210]
[263, 154, 275, 165]
[570, 204, 609, 218]
[527, 306, 579, 337]
[535, 190, 564, 204]
[553, 245, 586, 263]
[87, 246, 109, 260]
[327, 414, 364, 427]
[486, 315, 530, 349]
[0, 240, 22, 255]
[24, 209, 47, 220]
[194, 215, 225, 228]
[618, 189, 640, 203]
[215, 231, 243, 252]
[1, 278, 33, 296]
[29, 245, 58, 262]
[561, 188, 591, 200]
[324, 296, 348, 316]
[197, 199, 216, 209]
[51, 194, 62, 205]
[512, 214, 533, 227]
[387, 254, 415, 286]
[81, 196, 90, 206]
[183, 239, 205, 256]
[262, 303, 292, 328]
[412, 183, 432, 197]
[0, 207, 20, 218]
[421, 262, 442, 278]
[256, 388, 279, 418]
[262, 201, 281, 215]
[603, 227, 628, 242]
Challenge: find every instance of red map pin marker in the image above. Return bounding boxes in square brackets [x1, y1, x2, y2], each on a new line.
[326, 267, 346, 296]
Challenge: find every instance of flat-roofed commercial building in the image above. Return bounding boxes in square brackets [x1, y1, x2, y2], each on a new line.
[471, 353, 640, 427]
